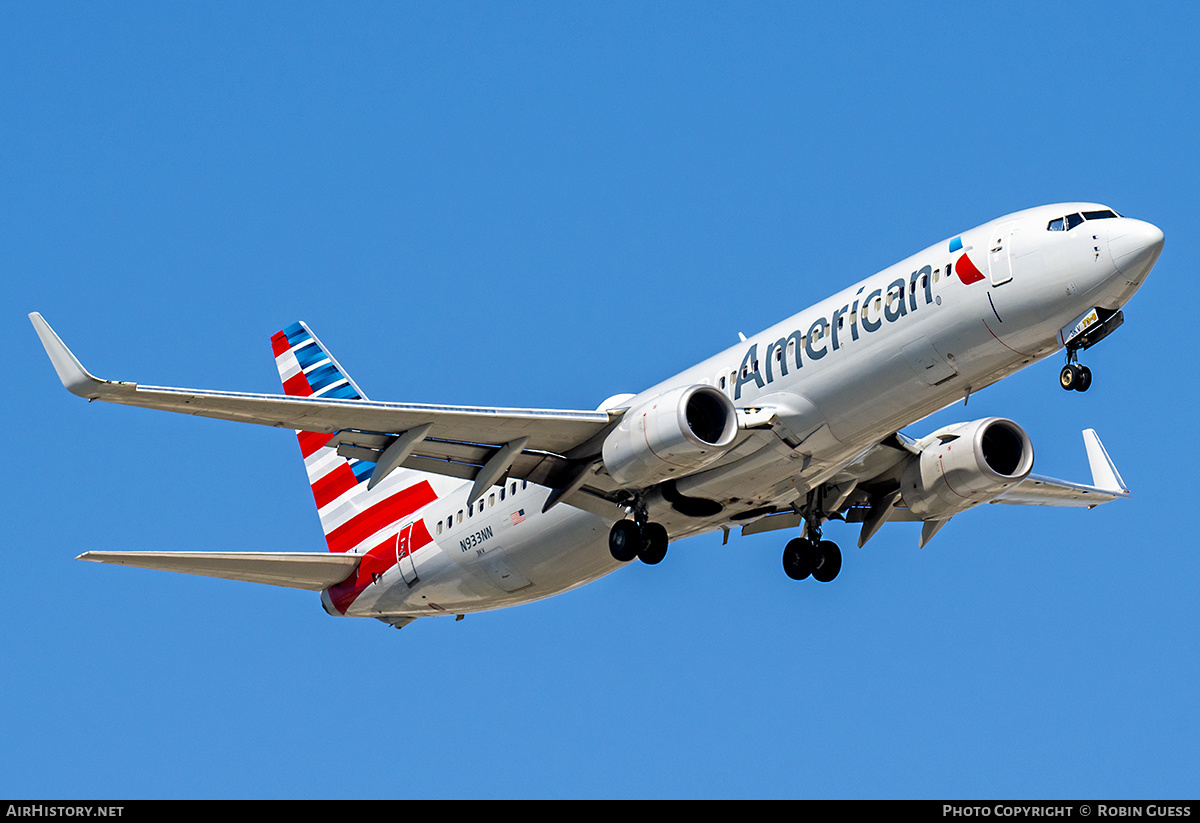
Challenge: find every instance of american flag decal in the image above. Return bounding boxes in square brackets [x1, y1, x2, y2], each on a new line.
[510, 509, 526, 525]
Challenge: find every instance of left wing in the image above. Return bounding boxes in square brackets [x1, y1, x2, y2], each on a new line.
[990, 429, 1129, 507]
[31, 313, 622, 510]
[739, 426, 1129, 548]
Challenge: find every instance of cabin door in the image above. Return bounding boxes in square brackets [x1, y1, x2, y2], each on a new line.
[395, 521, 420, 587]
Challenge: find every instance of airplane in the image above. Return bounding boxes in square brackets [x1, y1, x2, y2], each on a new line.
[30, 202, 1164, 629]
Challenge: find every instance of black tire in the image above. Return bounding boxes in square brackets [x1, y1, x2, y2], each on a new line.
[1075, 365, 1092, 392]
[638, 523, 669, 565]
[1059, 364, 1078, 391]
[609, 520, 640, 563]
[812, 540, 842, 583]
[782, 538, 812, 580]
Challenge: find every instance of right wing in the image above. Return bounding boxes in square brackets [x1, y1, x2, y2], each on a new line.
[31, 313, 622, 510]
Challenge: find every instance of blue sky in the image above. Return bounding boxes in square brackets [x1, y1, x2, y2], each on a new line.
[4, 2, 1198, 799]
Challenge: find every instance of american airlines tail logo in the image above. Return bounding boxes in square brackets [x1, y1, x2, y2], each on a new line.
[949, 236, 985, 285]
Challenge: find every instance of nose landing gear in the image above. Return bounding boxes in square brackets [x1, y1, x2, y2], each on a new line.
[1059, 354, 1092, 392]
[1058, 307, 1124, 392]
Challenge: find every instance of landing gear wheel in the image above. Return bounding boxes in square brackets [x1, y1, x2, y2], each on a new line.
[782, 538, 813, 581]
[811, 540, 842, 583]
[1059, 364, 1080, 391]
[1075, 365, 1092, 392]
[638, 523, 669, 565]
[609, 520, 640, 563]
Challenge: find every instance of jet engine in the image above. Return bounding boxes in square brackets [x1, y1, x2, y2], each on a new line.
[900, 417, 1034, 519]
[602, 385, 738, 486]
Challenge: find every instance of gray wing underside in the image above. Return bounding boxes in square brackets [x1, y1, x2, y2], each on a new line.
[739, 429, 1129, 547]
[31, 313, 622, 505]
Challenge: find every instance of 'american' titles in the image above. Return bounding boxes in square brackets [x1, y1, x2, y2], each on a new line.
[736, 262, 941, 400]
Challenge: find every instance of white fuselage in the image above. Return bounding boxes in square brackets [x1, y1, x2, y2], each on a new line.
[327, 203, 1161, 620]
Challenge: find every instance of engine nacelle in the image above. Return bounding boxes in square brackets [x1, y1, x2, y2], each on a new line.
[900, 417, 1034, 520]
[602, 385, 738, 486]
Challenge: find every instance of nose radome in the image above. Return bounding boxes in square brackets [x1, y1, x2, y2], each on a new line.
[1109, 219, 1165, 281]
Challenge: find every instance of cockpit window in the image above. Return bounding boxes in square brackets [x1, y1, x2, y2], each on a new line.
[1049, 209, 1122, 231]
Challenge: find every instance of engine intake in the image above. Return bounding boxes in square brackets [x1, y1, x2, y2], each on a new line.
[602, 385, 738, 486]
[900, 417, 1034, 520]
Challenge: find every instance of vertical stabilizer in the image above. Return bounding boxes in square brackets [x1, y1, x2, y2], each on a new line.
[270, 323, 439, 556]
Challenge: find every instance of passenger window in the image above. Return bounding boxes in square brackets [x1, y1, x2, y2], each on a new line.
[437, 521, 443, 535]
[488, 493, 495, 507]
[457, 510, 463, 524]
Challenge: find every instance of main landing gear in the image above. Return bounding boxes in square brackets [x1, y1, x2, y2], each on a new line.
[609, 520, 669, 565]
[779, 494, 844, 583]
[1059, 350, 1092, 392]
[609, 497, 669, 565]
[782, 535, 842, 583]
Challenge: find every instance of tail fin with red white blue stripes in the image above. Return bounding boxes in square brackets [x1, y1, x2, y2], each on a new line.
[270, 322, 439, 562]
[271, 321, 367, 402]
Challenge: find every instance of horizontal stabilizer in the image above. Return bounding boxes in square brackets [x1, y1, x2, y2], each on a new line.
[78, 551, 362, 590]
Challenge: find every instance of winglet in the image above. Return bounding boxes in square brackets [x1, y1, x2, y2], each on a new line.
[1082, 429, 1129, 495]
[29, 313, 110, 398]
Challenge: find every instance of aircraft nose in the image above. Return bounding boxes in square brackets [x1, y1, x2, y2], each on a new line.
[1108, 219, 1164, 282]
